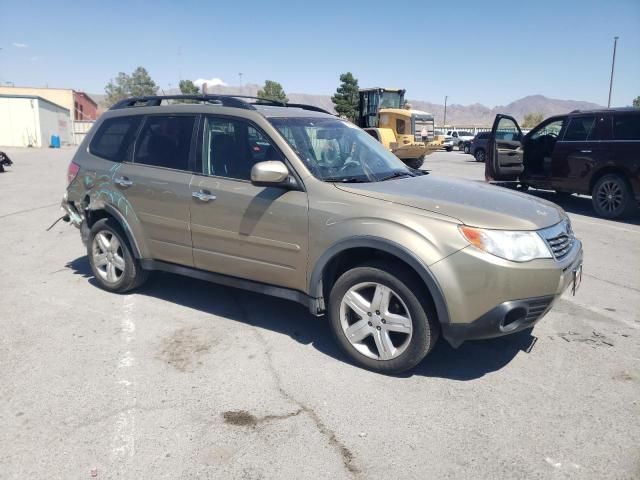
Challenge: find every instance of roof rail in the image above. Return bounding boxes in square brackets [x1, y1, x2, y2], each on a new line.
[108, 94, 333, 115]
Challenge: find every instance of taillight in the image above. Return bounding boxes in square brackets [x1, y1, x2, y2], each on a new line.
[67, 161, 80, 185]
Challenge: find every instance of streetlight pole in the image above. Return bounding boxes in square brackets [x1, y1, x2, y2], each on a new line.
[443, 95, 448, 129]
[607, 36, 619, 108]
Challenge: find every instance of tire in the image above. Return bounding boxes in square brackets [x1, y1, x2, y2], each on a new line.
[591, 174, 637, 219]
[328, 261, 439, 374]
[464, 144, 471, 154]
[88, 218, 148, 293]
[404, 156, 424, 169]
[474, 149, 486, 162]
[445, 146, 453, 152]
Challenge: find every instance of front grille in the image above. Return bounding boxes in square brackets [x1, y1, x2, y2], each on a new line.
[540, 220, 575, 260]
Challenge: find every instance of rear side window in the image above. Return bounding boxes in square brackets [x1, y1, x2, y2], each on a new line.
[563, 116, 596, 141]
[613, 114, 640, 140]
[477, 132, 489, 139]
[90, 116, 141, 162]
[134, 115, 196, 170]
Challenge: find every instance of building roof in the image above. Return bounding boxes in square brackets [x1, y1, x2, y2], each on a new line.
[0, 94, 70, 113]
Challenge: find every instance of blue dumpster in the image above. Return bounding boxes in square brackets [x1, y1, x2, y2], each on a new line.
[50, 135, 61, 148]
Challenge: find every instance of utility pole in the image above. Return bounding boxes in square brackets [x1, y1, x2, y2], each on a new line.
[239, 73, 243, 88]
[607, 36, 619, 108]
[443, 95, 448, 129]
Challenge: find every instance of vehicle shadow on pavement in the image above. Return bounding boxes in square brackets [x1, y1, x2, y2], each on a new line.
[525, 189, 640, 225]
[66, 256, 533, 380]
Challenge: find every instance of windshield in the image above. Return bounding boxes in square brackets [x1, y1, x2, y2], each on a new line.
[269, 117, 415, 183]
[379, 91, 403, 109]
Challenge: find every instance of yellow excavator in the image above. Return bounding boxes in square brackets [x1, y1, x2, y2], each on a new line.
[357, 88, 439, 169]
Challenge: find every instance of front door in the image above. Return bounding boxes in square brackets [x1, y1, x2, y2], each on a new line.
[115, 114, 197, 266]
[189, 115, 309, 291]
[486, 115, 524, 181]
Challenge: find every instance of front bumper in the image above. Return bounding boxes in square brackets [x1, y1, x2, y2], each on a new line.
[432, 239, 583, 347]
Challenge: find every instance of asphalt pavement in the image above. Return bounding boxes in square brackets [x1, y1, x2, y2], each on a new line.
[1, 147, 638, 479]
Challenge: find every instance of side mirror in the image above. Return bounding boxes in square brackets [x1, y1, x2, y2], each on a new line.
[250, 161, 293, 188]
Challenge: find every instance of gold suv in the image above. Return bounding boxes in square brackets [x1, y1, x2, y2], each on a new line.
[61, 95, 583, 373]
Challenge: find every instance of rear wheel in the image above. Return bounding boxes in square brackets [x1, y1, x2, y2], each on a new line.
[474, 149, 486, 162]
[88, 218, 148, 293]
[591, 174, 636, 219]
[463, 143, 471, 154]
[328, 261, 438, 374]
[404, 156, 424, 169]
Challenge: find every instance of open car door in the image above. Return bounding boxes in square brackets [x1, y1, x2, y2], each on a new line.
[486, 114, 524, 181]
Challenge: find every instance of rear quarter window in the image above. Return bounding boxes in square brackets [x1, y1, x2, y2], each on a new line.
[613, 114, 640, 140]
[89, 116, 142, 162]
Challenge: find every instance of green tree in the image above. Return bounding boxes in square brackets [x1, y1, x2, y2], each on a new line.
[331, 72, 359, 121]
[179, 79, 200, 95]
[257, 80, 288, 103]
[104, 67, 158, 106]
[633, 96, 640, 108]
[523, 112, 544, 129]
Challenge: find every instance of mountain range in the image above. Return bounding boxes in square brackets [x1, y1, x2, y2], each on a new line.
[91, 85, 603, 126]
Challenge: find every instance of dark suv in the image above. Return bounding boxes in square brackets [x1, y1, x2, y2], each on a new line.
[486, 108, 640, 219]
[469, 131, 489, 161]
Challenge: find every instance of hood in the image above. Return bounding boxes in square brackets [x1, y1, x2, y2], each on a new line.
[335, 175, 564, 230]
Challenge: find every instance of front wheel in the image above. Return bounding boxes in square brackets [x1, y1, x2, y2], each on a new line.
[328, 261, 439, 374]
[474, 149, 486, 162]
[404, 156, 424, 169]
[463, 144, 471, 154]
[445, 146, 453, 152]
[592, 174, 636, 219]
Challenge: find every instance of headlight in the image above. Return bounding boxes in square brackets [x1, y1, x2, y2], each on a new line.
[459, 226, 552, 262]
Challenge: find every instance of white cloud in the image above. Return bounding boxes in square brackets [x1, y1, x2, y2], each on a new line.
[13, 42, 28, 48]
[193, 78, 227, 88]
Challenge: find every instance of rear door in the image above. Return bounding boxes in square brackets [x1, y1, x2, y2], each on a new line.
[486, 115, 524, 180]
[550, 114, 601, 193]
[115, 114, 197, 266]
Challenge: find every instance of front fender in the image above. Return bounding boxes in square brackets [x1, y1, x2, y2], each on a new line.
[308, 235, 451, 325]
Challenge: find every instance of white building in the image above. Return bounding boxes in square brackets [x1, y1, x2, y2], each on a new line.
[0, 94, 72, 147]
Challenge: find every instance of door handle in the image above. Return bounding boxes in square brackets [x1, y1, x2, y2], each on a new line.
[114, 176, 133, 187]
[580, 150, 592, 154]
[192, 190, 217, 202]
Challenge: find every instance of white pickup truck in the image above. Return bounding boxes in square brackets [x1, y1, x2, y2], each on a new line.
[446, 129, 475, 151]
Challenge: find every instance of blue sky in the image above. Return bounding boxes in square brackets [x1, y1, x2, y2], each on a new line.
[0, 0, 638, 107]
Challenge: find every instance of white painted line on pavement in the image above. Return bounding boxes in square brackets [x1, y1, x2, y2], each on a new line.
[111, 296, 137, 461]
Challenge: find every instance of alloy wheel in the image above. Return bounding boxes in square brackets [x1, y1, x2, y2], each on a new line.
[339, 282, 413, 361]
[92, 231, 125, 283]
[596, 180, 624, 214]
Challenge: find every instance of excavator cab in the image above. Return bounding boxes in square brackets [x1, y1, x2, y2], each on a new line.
[357, 88, 406, 128]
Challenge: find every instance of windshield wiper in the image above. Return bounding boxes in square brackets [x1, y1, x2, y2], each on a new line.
[323, 176, 369, 183]
[378, 171, 414, 182]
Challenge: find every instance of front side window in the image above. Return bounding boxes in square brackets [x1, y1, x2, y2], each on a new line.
[269, 117, 414, 183]
[563, 116, 596, 141]
[396, 119, 406, 134]
[134, 115, 195, 170]
[202, 116, 282, 180]
[90, 116, 141, 162]
[495, 117, 521, 141]
[530, 119, 564, 140]
[613, 114, 640, 140]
